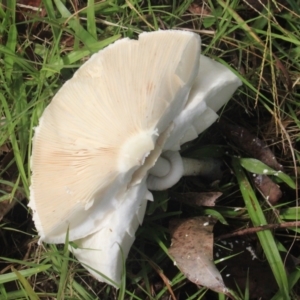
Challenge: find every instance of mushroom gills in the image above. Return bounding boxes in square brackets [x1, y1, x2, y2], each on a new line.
[29, 30, 242, 288]
[29, 30, 201, 243]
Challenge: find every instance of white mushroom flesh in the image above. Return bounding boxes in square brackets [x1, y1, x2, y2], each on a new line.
[29, 30, 201, 243]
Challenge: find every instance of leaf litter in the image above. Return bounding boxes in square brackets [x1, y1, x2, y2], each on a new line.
[169, 119, 298, 299]
[214, 237, 278, 299]
[219, 121, 285, 205]
[168, 216, 236, 298]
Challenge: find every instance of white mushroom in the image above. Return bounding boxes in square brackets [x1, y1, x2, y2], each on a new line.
[29, 29, 201, 280]
[29, 30, 241, 287]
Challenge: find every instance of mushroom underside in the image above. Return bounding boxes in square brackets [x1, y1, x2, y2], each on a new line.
[29, 30, 242, 287]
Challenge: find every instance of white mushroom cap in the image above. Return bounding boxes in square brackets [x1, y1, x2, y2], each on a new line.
[70, 178, 151, 287]
[163, 55, 242, 151]
[29, 30, 201, 244]
[147, 55, 242, 190]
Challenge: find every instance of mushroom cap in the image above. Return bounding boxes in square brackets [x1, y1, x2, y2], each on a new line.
[29, 30, 201, 243]
[146, 55, 242, 191]
[70, 178, 150, 287]
[163, 55, 242, 151]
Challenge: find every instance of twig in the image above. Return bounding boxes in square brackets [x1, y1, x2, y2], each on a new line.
[215, 221, 300, 241]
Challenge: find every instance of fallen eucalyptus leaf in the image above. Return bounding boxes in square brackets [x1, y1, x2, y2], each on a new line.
[168, 216, 233, 297]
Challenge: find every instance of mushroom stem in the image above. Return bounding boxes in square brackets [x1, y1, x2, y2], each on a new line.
[182, 157, 222, 178]
[147, 151, 184, 191]
[148, 156, 171, 177]
[148, 151, 222, 190]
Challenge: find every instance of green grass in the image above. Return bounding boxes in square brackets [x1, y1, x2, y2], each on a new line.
[0, 0, 299, 299]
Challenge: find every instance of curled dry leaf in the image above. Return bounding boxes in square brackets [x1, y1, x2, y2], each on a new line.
[168, 216, 232, 296]
[171, 191, 222, 207]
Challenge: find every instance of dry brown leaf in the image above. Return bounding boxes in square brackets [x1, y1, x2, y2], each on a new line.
[0, 144, 9, 154]
[253, 174, 282, 205]
[219, 122, 282, 170]
[171, 191, 222, 206]
[220, 121, 283, 204]
[188, 3, 211, 15]
[169, 217, 233, 296]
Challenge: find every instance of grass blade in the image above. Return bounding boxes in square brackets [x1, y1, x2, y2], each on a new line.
[12, 267, 39, 300]
[232, 157, 289, 298]
[53, 0, 97, 46]
[0, 265, 51, 284]
[57, 231, 71, 299]
[239, 158, 296, 189]
[87, 0, 97, 39]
